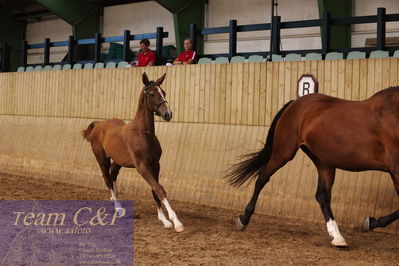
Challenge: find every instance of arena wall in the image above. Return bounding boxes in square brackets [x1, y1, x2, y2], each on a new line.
[0, 59, 398, 233]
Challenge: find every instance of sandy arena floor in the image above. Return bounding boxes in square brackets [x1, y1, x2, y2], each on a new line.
[0, 173, 398, 266]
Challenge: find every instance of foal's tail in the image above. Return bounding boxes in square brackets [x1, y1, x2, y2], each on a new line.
[226, 100, 294, 187]
[82, 121, 99, 141]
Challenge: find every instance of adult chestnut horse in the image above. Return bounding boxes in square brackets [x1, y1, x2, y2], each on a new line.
[227, 87, 399, 247]
[82, 72, 184, 232]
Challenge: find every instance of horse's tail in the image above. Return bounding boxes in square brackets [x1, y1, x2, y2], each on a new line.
[82, 121, 99, 141]
[226, 100, 294, 187]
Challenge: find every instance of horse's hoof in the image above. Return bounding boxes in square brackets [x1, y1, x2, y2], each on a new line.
[332, 238, 348, 248]
[175, 225, 185, 232]
[235, 216, 247, 231]
[163, 220, 174, 229]
[361, 217, 371, 232]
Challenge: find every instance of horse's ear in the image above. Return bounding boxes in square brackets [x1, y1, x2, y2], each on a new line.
[155, 73, 166, 85]
[142, 72, 150, 86]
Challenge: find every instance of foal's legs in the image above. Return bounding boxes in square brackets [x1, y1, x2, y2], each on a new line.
[109, 163, 123, 211]
[136, 161, 184, 232]
[314, 163, 347, 247]
[362, 173, 399, 231]
[151, 162, 173, 229]
[91, 144, 123, 211]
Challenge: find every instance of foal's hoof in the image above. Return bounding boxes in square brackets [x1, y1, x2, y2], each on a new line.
[362, 217, 373, 232]
[175, 225, 185, 233]
[235, 216, 247, 231]
[163, 220, 174, 229]
[332, 238, 348, 248]
[115, 208, 125, 216]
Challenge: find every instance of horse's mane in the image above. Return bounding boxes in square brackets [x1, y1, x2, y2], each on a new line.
[373, 86, 399, 97]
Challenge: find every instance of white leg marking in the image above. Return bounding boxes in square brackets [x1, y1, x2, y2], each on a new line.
[157, 208, 173, 228]
[326, 219, 348, 247]
[110, 182, 123, 214]
[162, 199, 184, 232]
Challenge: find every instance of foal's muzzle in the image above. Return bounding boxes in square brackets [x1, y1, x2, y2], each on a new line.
[163, 111, 173, 121]
[156, 101, 172, 121]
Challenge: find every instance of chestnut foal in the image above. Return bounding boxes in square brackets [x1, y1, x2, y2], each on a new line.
[82, 72, 184, 232]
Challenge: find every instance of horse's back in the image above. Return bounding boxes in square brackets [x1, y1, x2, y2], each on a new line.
[276, 93, 394, 171]
[90, 119, 126, 141]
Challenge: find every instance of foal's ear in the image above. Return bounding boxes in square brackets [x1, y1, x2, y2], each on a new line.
[142, 72, 151, 86]
[155, 73, 166, 85]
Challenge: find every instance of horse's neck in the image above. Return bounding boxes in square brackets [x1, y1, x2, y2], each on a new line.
[132, 91, 155, 132]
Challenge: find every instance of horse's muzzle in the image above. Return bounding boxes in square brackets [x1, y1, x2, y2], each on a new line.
[163, 110, 173, 121]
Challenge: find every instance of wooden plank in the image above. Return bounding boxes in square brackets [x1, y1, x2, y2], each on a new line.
[271, 62, 279, 119]
[225, 64, 232, 124]
[389, 58, 398, 87]
[290, 61, 298, 100]
[252, 63, 261, 125]
[374, 58, 383, 94]
[247, 63, 255, 125]
[278, 62, 285, 110]
[230, 63, 239, 124]
[213, 64, 221, 124]
[219, 64, 227, 124]
[351, 59, 360, 100]
[316, 60, 324, 94]
[259, 63, 267, 126]
[382, 58, 391, 90]
[367, 59, 376, 98]
[180, 65, 188, 122]
[284, 61, 292, 103]
[203, 63, 211, 123]
[265, 62, 273, 126]
[208, 64, 216, 124]
[241, 62, 249, 125]
[344, 59, 353, 100]
[337, 60, 345, 99]
[193, 64, 201, 122]
[323, 60, 331, 96]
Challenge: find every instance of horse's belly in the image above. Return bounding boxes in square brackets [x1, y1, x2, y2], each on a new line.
[309, 143, 387, 171]
[104, 142, 135, 168]
[109, 154, 135, 168]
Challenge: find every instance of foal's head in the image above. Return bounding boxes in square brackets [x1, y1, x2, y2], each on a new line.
[142, 72, 172, 121]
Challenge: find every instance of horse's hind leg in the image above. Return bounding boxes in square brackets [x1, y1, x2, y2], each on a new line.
[237, 154, 291, 231]
[91, 144, 113, 189]
[313, 163, 348, 247]
[109, 163, 123, 211]
[151, 162, 173, 229]
[362, 173, 399, 231]
[91, 144, 121, 211]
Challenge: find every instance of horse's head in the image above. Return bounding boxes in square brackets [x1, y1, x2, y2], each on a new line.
[142, 72, 172, 121]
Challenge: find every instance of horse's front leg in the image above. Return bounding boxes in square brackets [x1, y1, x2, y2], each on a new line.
[136, 161, 184, 232]
[314, 164, 347, 247]
[151, 161, 173, 229]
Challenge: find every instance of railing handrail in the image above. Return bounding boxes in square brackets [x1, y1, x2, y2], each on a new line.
[21, 29, 169, 67]
[190, 7, 399, 60]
